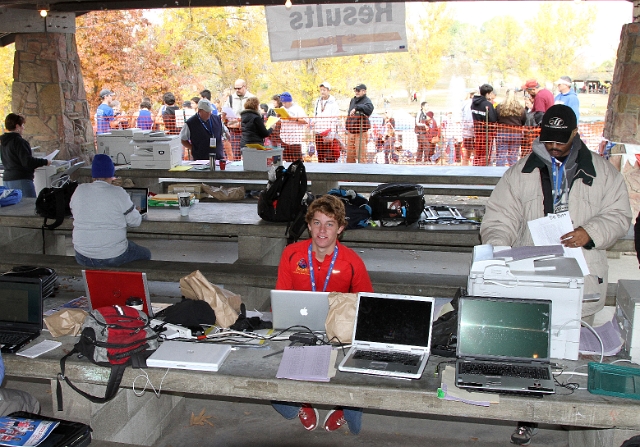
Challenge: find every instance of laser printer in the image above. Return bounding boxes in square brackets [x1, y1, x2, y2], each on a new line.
[468, 244, 584, 360]
[96, 128, 145, 165]
[130, 131, 183, 170]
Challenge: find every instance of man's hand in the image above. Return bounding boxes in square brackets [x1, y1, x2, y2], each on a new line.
[560, 227, 591, 248]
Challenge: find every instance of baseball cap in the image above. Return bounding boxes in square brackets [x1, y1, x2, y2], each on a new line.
[521, 79, 539, 90]
[280, 92, 293, 103]
[91, 154, 115, 179]
[555, 76, 572, 86]
[198, 99, 213, 112]
[354, 84, 367, 91]
[319, 82, 332, 90]
[99, 89, 115, 98]
[539, 105, 577, 144]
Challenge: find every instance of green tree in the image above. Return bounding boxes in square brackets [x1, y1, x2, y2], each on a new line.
[76, 10, 186, 114]
[477, 16, 529, 83]
[526, 3, 595, 83]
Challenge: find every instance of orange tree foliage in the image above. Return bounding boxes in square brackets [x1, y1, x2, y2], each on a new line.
[76, 10, 187, 115]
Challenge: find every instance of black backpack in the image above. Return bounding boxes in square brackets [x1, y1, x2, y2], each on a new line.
[369, 183, 425, 226]
[35, 177, 78, 230]
[257, 160, 311, 243]
[327, 188, 371, 229]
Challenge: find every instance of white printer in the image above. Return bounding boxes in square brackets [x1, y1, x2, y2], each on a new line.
[96, 128, 144, 165]
[32, 150, 84, 195]
[130, 131, 183, 170]
[468, 244, 584, 360]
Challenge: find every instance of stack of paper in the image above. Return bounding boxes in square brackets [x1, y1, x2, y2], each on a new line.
[276, 345, 335, 382]
[579, 319, 623, 356]
[438, 366, 499, 407]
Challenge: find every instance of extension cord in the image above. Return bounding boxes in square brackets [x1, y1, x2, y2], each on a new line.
[150, 319, 194, 339]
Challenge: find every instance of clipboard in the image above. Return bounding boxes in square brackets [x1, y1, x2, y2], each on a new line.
[274, 107, 290, 119]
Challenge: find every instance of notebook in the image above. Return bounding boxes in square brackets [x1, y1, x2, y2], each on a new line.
[338, 293, 435, 379]
[270, 290, 330, 332]
[455, 296, 555, 395]
[0, 276, 43, 353]
[82, 270, 154, 317]
[124, 187, 148, 216]
[146, 340, 232, 372]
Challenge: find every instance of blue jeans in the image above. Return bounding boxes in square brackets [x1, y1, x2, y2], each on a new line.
[496, 132, 521, 167]
[75, 240, 151, 267]
[4, 179, 36, 198]
[271, 401, 362, 434]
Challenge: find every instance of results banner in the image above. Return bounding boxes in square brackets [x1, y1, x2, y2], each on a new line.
[265, 3, 407, 62]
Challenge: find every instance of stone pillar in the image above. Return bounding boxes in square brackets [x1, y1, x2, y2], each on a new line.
[606, 22, 640, 219]
[12, 33, 94, 161]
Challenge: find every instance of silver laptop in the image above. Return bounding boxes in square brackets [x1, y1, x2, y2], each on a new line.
[124, 187, 148, 216]
[455, 296, 555, 395]
[270, 290, 330, 332]
[146, 341, 232, 372]
[338, 293, 435, 379]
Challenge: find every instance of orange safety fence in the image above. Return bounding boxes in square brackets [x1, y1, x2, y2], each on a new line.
[93, 115, 607, 166]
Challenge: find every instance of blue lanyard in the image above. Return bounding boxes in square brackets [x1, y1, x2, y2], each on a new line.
[308, 244, 339, 292]
[198, 116, 213, 136]
[551, 158, 565, 206]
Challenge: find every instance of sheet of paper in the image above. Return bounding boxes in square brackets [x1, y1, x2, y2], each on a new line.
[579, 319, 623, 356]
[45, 149, 59, 161]
[276, 345, 332, 382]
[266, 116, 280, 129]
[17, 340, 62, 358]
[274, 107, 290, 119]
[527, 212, 589, 275]
[439, 366, 498, 406]
[168, 165, 193, 172]
[222, 106, 237, 119]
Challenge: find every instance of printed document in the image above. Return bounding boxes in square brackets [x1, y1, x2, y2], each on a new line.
[276, 345, 333, 382]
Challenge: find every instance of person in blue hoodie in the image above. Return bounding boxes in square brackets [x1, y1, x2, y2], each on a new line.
[554, 76, 580, 122]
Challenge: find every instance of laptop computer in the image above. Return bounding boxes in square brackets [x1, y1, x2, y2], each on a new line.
[0, 276, 43, 353]
[146, 340, 232, 372]
[82, 270, 154, 317]
[338, 293, 435, 379]
[124, 187, 148, 216]
[270, 290, 330, 332]
[455, 296, 555, 395]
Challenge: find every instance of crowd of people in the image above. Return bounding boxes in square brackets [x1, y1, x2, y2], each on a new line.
[92, 76, 586, 168]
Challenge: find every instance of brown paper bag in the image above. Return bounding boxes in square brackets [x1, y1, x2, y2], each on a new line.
[179, 270, 242, 328]
[201, 184, 245, 201]
[43, 309, 88, 338]
[325, 292, 358, 344]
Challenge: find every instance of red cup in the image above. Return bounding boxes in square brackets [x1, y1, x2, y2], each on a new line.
[219, 160, 226, 170]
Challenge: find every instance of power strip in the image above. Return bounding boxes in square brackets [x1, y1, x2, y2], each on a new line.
[150, 319, 194, 339]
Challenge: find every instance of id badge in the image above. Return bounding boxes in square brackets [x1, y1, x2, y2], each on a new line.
[210, 138, 216, 148]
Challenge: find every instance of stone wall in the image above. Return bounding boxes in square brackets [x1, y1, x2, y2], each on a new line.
[13, 33, 94, 161]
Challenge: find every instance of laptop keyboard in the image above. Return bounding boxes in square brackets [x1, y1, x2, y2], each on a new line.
[459, 361, 550, 380]
[0, 332, 31, 346]
[353, 349, 421, 366]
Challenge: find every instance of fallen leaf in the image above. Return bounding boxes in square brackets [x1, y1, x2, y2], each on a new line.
[190, 408, 214, 427]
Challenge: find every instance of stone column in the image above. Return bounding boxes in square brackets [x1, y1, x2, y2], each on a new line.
[12, 33, 94, 161]
[606, 22, 640, 218]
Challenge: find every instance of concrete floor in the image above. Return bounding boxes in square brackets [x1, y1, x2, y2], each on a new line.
[12, 224, 639, 446]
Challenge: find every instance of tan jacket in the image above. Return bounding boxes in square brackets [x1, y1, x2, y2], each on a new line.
[480, 138, 632, 317]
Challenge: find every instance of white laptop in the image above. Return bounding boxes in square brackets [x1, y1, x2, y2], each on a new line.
[270, 290, 330, 332]
[146, 341, 232, 372]
[338, 293, 435, 379]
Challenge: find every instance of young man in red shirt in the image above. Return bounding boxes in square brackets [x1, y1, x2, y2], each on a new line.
[273, 195, 373, 434]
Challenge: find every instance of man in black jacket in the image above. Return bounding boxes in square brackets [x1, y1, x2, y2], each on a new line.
[180, 99, 224, 161]
[470, 84, 497, 166]
[345, 84, 374, 163]
[0, 113, 49, 198]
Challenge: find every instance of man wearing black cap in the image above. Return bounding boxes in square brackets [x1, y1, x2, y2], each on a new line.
[480, 105, 631, 445]
[345, 84, 374, 163]
[96, 89, 115, 135]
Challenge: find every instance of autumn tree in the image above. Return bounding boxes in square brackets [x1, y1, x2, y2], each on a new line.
[76, 10, 187, 114]
[477, 16, 529, 84]
[0, 44, 14, 122]
[525, 3, 595, 83]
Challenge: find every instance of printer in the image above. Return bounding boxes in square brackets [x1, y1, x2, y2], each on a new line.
[468, 244, 584, 360]
[130, 131, 183, 170]
[33, 150, 84, 195]
[96, 128, 145, 165]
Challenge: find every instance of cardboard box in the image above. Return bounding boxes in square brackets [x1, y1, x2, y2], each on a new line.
[241, 148, 283, 171]
[167, 183, 205, 199]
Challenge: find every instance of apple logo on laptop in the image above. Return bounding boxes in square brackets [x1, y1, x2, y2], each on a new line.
[300, 307, 308, 316]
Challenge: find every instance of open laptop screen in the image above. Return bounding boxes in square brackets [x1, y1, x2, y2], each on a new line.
[457, 297, 551, 361]
[0, 277, 42, 328]
[124, 187, 148, 214]
[83, 270, 153, 316]
[354, 294, 433, 348]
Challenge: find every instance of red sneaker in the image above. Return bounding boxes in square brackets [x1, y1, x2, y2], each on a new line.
[298, 404, 319, 431]
[323, 408, 346, 432]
